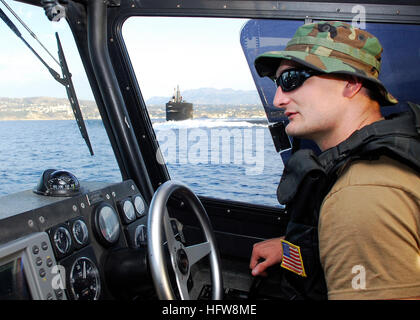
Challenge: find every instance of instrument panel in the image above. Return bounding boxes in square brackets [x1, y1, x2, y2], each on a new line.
[0, 180, 148, 300]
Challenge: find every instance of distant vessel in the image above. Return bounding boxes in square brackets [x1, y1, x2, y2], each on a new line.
[166, 85, 193, 121]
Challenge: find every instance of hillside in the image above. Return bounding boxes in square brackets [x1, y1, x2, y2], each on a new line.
[0, 88, 265, 120]
[0, 97, 99, 120]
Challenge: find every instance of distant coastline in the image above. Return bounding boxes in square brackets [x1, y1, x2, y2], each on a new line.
[0, 96, 267, 121]
[0, 96, 100, 121]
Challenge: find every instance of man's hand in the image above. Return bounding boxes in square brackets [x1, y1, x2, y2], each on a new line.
[249, 237, 285, 276]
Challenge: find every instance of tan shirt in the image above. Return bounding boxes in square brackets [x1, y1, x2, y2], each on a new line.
[319, 156, 420, 299]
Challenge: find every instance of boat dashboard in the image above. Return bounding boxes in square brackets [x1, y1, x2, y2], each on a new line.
[0, 179, 151, 300]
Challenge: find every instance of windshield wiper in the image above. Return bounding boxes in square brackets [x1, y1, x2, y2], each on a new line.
[55, 32, 94, 156]
[0, 2, 94, 156]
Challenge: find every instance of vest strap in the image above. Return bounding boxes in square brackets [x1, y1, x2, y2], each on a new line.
[407, 101, 420, 134]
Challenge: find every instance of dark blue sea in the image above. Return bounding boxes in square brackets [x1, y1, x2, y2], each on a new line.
[0, 119, 284, 207]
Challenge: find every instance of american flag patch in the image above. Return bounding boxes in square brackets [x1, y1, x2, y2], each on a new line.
[281, 239, 307, 277]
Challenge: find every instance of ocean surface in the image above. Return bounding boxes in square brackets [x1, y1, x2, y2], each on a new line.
[0, 119, 284, 207]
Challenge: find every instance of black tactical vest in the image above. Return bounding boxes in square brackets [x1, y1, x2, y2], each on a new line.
[276, 102, 420, 300]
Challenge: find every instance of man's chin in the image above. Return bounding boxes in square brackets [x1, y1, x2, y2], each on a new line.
[285, 126, 307, 139]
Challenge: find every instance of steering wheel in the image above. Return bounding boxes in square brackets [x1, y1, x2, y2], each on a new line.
[147, 180, 223, 300]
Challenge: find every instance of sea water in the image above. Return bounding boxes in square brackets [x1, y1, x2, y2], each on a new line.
[0, 119, 284, 207]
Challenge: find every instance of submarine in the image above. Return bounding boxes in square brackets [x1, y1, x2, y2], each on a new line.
[165, 85, 193, 121]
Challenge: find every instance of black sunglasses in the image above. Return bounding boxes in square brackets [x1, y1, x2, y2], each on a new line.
[274, 68, 322, 92]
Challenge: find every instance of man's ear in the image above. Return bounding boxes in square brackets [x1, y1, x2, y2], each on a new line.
[343, 77, 363, 98]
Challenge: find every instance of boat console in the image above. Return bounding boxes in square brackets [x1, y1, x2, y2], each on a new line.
[0, 179, 149, 300]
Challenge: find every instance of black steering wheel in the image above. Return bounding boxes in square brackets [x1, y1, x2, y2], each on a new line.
[147, 180, 223, 300]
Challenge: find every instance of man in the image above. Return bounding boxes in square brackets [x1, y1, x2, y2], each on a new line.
[249, 21, 420, 299]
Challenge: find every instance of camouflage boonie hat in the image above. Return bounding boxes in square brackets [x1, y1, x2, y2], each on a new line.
[254, 21, 398, 106]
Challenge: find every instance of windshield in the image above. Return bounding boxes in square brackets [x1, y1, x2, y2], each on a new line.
[122, 17, 284, 207]
[0, 2, 121, 196]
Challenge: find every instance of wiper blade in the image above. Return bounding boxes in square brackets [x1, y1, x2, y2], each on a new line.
[0, 2, 94, 156]
[56, 32, 94, 156]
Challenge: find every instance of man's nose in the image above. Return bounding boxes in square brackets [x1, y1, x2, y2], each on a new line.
[273, 86, 291, 108]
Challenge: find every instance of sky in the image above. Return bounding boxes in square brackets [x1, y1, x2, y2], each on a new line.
[0, 1, 256, 101]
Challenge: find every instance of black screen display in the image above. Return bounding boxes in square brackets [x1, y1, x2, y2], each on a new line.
[0, 257, 32, 300]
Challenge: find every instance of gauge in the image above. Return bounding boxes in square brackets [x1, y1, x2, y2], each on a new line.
[70, 257, 101, 300]
[133, 195, 145, 216]
[121, 199, 136, 222]
[95, 204, 120, 245]
[72, 219, 89, 246]
[53, 226, 72, 254]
